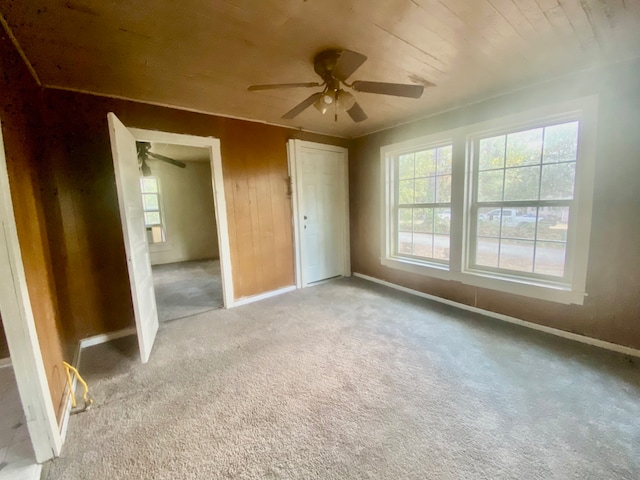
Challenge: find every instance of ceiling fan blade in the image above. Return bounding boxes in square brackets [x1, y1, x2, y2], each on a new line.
[248, 82, 322, 91]
[140, 158, 152, 177]
[332, 50, 367, 81]
[147, 152, 187, 168]
[352, 81, 424, 98]
[282, 92, 323, 119]
[346, 102, 368, 123]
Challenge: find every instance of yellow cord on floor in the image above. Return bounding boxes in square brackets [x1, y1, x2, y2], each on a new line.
[63, 361, 94, 413]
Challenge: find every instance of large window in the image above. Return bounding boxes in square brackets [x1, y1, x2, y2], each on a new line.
[381, 98, 597, 304]
[396, 144, 452, 263]
[140, 177, 165, 244]
[470, 121, 578, 280]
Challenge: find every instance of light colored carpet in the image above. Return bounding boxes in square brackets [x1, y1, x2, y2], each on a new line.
[47, 277, 640, 479]
[152, 259, 223, 322]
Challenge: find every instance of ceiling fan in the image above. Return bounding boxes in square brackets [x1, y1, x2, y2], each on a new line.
[136, 142, 187, 176]
[248, 49, 432, 123]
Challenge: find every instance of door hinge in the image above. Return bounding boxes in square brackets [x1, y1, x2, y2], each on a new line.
[286, 176, 293, 197]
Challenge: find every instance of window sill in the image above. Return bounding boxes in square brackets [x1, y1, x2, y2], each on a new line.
[149, 241, 172, 253]
[381, 256, 451, 281]
[380, 256, 585, 305]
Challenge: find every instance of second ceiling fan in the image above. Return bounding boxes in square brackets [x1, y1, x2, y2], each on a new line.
[248, 49, 432, 123]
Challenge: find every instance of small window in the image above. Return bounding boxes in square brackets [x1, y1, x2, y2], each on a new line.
[384, 139, 453, 269]
[140, 177, 165, 244]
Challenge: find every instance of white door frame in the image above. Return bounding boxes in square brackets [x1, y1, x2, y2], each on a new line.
[127, 127, 235, 308]
[0, 122, 62, 462]
[287, 139, 350, 288]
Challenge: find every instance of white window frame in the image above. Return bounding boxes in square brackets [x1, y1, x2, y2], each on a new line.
[381, 96, 598, 305]
[381, 130, 456, 278]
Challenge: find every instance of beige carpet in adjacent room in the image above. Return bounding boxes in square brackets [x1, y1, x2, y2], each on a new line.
[47, 278, 640, 479]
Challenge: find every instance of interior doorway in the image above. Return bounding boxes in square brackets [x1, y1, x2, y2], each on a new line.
[139, 142, 224, 322]
[108, 113, 234, 363]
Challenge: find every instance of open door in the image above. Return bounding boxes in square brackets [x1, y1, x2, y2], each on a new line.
[108, 113, 159, 363]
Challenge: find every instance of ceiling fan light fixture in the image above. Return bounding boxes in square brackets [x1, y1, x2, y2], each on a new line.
[313, 91, 335, 114]
[336, 90, 356, 110]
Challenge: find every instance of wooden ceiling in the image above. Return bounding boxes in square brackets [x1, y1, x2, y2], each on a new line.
[1, 0, 639, 137]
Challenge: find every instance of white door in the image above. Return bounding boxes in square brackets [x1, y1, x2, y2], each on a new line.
[290, 140, 350, 286]
[108, 113, 158, 363]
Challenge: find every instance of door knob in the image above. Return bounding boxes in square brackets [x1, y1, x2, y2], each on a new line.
[304, 215, 307, 220]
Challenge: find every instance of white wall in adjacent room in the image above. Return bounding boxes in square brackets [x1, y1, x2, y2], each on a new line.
[148, 159, 219, 265]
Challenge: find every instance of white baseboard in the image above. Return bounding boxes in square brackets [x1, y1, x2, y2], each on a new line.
[60, 326, 137, 441]
[0, 357, 11, 368]
[78, 327, 137, 350]
[353, 272, 640, 359]
[232, 285, 296, 307]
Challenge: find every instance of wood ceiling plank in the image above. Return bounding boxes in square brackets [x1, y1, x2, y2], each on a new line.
[2, 0, 639, 137]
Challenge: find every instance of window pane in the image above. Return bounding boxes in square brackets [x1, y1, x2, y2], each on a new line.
[433, 234, 450, 261]
[436, 174, 451, 203]
[540, 163, 575, 200]
[499, 239, 534, 273]
[506, 128, 543, 167]
[475, 237, 499, 268]
[436, 145, 452, 174]
[144, 212, 161, 226]
[478, 170, 503, 202]
[412, 233, 434, 258]
[142, 193, 159, 210]
[534, 241, 567, 277]
[398, 179, 414, 204]
[537, 207, 569, 241]
[504, 166, 540, 201]
[477, 208, 501, 237]
[399, 153, 414, 179]
[415, 149, 436, 177]
[543, 121, 579, 163]
[397, 208, 413, 255]
[140, 178, 158, 193]
[414, 177, 435, 204]
[500, 208, 537, 240]
[434, 208, 450, 234]
[479, 135, 505, 170]
[413, 208, 433, 234]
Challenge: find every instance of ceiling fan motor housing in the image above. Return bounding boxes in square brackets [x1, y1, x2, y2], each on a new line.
[313, 50, 345, 83]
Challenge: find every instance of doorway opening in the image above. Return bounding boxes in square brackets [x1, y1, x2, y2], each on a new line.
[139, 142, 223, 322]
[109, 114, 234, 362]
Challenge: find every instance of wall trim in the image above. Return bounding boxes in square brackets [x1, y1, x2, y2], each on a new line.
[59, 327, 137, 441]
[353, 272, 640, 359]
[78, 327, 137, 351]
[233, 285, 296, 307]
[0, 357, 11, 368]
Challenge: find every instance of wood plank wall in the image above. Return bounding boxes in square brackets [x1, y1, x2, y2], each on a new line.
[39, 90, 349, 342]
[0, 318, 9, 359]
[349, 58, 640, 350]
[0, 31, 68, 418]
